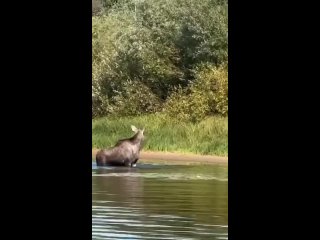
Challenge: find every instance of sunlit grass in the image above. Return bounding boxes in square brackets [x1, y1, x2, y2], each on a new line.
[92, 114, 228, 157]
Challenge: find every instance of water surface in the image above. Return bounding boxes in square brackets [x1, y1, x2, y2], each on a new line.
[92, 162, 228, 240]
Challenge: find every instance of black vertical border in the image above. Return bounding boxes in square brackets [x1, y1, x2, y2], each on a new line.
[2, 1, 93, 239]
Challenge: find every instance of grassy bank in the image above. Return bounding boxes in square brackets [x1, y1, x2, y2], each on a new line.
[92, 114, 228, 157]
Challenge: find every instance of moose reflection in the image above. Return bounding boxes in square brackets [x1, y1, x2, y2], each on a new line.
[96, 125, 145, 167]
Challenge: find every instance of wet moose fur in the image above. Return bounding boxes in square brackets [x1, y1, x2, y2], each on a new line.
[96, 125, 145, 167]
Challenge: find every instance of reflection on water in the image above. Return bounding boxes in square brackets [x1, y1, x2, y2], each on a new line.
[92, 162, 228, 240]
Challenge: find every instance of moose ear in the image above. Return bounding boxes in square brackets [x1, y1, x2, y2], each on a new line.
[131, 125, 138, 133]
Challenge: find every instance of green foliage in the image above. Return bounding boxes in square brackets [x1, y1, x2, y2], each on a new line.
[163, 64, 228, 122]
[111, 81, 162, 116]
[192, 63, 228, 115]
[163, 87, 210, 123]
[92, 0, 228, 120]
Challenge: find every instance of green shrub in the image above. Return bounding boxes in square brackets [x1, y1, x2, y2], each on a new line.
[111, 81, 162, 116]
[192, 63, 228, 115]
[163, 87, 210, 123]
[92, 0, 228, 119]
[163, 63, 228, 122]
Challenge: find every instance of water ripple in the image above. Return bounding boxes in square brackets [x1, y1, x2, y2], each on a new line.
[92, 164, 228, 240]
[92, 172, 228, 181]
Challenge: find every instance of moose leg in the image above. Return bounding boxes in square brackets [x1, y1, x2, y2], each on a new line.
[96, 152, 107, 166]
[131, 158, 139, 167]
[124, 159, 131, 167]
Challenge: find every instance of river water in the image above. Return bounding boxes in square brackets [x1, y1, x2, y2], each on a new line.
[92, 162, 228, 240]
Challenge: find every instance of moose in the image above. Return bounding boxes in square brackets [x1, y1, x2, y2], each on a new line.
[96, 125, 145, 167]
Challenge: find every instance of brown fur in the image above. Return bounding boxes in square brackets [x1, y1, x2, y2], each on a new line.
[96, 126, 145, 167]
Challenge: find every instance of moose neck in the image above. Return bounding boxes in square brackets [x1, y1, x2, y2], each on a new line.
[131, 132, 143, 145]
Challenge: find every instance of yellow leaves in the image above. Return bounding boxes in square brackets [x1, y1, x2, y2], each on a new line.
[163, 63, 228, 121]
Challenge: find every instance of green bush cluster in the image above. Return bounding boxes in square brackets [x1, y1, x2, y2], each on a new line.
[92, 0, 228, 120]
[110, 81, 162, 116]
[163, 64, 228, 122]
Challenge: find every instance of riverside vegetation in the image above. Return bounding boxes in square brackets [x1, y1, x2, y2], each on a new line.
[92, 0, 228, 156]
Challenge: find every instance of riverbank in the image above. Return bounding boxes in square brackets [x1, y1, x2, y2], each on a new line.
[92, 114, 228, 157]
[92, 149, 228, 165]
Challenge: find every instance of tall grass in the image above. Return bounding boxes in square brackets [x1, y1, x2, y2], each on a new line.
[92, 114, 228, 156]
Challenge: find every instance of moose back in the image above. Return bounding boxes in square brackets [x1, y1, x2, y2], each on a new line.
[96, 125, 145, 167]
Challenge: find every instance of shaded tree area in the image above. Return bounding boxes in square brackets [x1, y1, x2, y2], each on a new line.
[92, 0, 228, 122]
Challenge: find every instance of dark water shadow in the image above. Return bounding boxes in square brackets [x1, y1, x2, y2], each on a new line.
[92, 161, 174, 173]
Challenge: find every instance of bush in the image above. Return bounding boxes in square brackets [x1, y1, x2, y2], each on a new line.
[163, 87, 210, 123]
[111, 81, 162, 116]
[192, 63, 228, 115]
[163, 63, 228, 122]
[92, 0, 228, 119]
